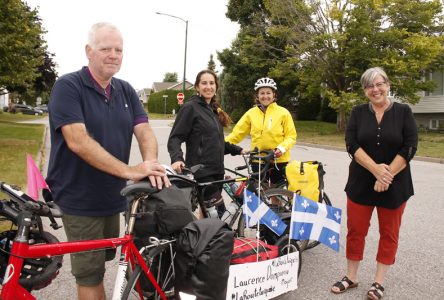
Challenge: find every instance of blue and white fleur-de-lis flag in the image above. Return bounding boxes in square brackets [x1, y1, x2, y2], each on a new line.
[289, 194, 342, 252]
[243, 188, 287, 236]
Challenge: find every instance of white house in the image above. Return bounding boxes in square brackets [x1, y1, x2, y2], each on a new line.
[137, 81, 194, 104]
[410, 71, 444, 130]
[0, 91, 10, 110]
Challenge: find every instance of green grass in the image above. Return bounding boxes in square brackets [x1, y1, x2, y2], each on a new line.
[295, 121, 345, 148]
[0, 113, 44, 231]
[227, 120, 444, 159]
[0, 113, 45, 188]
[417, 131, 444, 158]
[148, 112, 176, 119]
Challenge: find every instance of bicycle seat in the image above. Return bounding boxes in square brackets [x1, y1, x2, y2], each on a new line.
[121, 182, 158, 197]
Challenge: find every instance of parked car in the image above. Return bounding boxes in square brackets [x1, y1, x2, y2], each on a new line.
[35, 104, 48, 113]
[13, 104, 43, 116]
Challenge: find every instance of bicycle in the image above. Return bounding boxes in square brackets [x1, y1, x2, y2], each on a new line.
[266, 166, 333, 251]
[0, 181, 178, 300]
[167, 150, 302, 276]
[169, 150, 293, 234]
[226, 151, 333, 252]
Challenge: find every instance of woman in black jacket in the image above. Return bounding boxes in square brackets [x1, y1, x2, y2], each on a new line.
[167, 70, 243, 216]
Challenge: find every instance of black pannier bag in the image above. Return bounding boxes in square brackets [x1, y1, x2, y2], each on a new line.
[133, 182, 195, 237]
[174, 218, 235, 300]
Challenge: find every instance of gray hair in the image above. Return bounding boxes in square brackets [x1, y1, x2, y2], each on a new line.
[87, 22, 121, 48]
[360, 67, 389, 89]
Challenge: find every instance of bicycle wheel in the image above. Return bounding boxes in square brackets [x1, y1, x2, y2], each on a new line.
[236, 188, 293, 240]
[274, 235, 302, 278]
[122, 242, 175, 300]
[261, 188, 293, 212]
[298, 192, 333, 251]
[231, 207, 246, 238]
[0, 230, 63, 291]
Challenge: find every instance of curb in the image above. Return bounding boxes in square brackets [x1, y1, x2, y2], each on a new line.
[37, 124, 49, 171]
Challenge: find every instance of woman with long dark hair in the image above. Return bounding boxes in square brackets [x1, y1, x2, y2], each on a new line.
[167, 70, 243, 217]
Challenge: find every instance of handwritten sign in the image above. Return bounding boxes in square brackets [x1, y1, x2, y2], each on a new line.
[226, 252, 299, 300]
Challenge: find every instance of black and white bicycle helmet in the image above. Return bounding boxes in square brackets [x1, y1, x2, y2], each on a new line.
[254, 77, 277, 91]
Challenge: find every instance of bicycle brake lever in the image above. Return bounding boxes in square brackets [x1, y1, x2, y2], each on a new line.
[235, 165, 248, 171]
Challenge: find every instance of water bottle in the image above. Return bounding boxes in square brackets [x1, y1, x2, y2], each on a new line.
[221, 201, 240, 225]
[234, 182, 245, 200]
[206, 205, 220, 219]
[223, 176, 238, 198]
[230, 182, 240, 195]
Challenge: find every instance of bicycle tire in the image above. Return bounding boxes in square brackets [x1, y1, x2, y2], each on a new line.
[237, 189, 333, 252]
[236, 188, 293, 240]
[232, 206, 245, 237]
[274, 235, 302, 278]
[0, 230, 63, 291]
[261, 188, 293, 212]
[121, 243, 175, 300]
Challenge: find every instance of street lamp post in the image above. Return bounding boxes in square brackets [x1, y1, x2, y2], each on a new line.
[156, 12, 188, 97]
[319, 82, 327, 121]
[163, 95, 168, 115]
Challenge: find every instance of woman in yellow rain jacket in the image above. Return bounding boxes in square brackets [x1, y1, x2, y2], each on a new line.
[225, 77, 297, 184]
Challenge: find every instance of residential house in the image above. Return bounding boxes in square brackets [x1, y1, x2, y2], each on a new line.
[410, 71, 444, 130]
[151, 80, 194, 93]
[137, 81, 194, 104]
[137, 88, 151, 104]
[0, 90, 10, 110]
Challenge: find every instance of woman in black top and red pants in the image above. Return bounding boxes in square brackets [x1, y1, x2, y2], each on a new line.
[331, 67, 418, 300]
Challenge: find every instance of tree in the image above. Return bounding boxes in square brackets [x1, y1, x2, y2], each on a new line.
[221, 0, 444, 129]
[34, 52, 57, 97]
[207, 54, 217, 72]
[0, 0, 46, 96]
[163, 72, 178, 82]
[219, 0, 291, 118]
[262, 0, 444, 130]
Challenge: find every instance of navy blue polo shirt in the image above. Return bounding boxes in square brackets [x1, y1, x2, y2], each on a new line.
[46, 67, 148, 216]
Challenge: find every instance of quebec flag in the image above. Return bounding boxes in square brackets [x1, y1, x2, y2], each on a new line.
[289, 194, 342, 252]
[243, 188, 287, 236]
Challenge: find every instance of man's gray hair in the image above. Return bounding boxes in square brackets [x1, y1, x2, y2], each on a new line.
[360, 67, 389, 89]
[87, 22, 121, 48]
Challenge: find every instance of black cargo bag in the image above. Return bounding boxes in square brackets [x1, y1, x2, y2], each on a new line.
[133, 183, 195, 237]
[174, 218, 235, 300]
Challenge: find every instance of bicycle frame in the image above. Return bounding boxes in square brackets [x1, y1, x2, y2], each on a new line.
[0, 193, 167, 300]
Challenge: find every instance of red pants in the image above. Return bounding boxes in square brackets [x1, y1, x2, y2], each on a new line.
[346, 198, 406, 265]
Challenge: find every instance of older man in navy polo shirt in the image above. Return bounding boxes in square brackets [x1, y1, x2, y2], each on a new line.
[46, 22, 170, 300]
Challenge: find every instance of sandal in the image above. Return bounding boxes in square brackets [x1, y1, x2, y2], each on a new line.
[331, 276, 359, 294]
[367, 282, 384, 300]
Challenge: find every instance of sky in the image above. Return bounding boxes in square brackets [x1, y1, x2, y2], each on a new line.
[26, 0, 240, 90]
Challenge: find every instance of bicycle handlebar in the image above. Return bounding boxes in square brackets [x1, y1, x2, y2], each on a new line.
[241, 148, 275, 182]
[0, 182, 63, 230]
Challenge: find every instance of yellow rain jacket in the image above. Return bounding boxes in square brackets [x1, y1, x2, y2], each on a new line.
[225, 102, 297, 163]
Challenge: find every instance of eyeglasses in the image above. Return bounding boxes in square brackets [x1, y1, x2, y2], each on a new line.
[365, 82, 386, 90]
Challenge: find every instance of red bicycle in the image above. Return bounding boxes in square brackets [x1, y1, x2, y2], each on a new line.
[0, 181, 177, 300]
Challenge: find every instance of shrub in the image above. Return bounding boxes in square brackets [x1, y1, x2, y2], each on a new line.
[148, 90, 194, 114]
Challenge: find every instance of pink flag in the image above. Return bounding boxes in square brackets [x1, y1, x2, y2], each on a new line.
[26, 154, 49, 201]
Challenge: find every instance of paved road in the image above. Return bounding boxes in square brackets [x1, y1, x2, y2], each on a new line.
[30, 118, 444, 299]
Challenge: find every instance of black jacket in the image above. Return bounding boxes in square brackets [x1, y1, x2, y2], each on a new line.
[168, 95, 242, 179]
